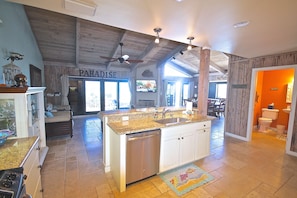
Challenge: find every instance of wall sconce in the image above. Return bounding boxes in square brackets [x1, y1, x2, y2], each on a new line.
[187, 36, 194, 50]
[154, 28, 162, 44]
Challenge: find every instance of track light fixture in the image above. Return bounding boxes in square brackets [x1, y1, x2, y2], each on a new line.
[154, 28, 162, 44]
[179, 50, 184, 55]
[187, 36, 194, 50]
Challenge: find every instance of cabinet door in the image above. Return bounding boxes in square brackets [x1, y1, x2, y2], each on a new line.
[179, 130, 196, 166]
[23, 142, 42, 197]
[159, 129, 180, 172]
[195, 128, 211, 160]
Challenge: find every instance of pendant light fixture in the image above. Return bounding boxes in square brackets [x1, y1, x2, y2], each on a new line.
[187, 36, 194, 50]
[154, 28, 162, 44]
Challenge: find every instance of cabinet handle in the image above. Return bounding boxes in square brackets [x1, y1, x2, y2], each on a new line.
[36, 146, 41, 150]
[178, 138, 180, 140]
[181, 137, 184, 140]
[204, 130, 206, 132]
[38, 165, 42, 169]
[23, 175, 27, 180]
[40, 189, 44, 193]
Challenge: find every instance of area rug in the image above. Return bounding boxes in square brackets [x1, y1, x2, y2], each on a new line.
[159, 164, 214, 196]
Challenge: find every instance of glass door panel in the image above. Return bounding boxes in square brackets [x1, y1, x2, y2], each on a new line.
[119, 82, 130, 109]
[85, 81, 101, 112]
[105, 81, 118, 110]
[182, 83, 190, 105]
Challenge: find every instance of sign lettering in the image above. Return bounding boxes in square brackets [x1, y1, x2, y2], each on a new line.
[79, 69, 116, 78]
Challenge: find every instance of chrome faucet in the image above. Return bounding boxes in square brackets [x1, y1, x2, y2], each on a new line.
[162, 108, 170, 118]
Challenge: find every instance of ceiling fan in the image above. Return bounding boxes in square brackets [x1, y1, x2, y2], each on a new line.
[100, 42, 144, 64]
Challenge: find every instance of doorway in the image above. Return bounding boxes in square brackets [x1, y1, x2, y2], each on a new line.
[68, 78, 130, 115]
[166, 81, 190, 107]
[247, 65, 297, 155]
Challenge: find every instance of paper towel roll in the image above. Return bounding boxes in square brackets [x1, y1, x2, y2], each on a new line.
[186, 101, 193, 111]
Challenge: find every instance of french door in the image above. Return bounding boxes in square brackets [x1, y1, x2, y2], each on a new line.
[69, 78, 130, 115]
[104, 81, 131, 110]
[166, 81, 190, 107]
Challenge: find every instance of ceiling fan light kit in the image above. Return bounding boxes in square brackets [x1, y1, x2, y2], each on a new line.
[187, 36, 194, 50]
[100, 42, 144, 64]
[154, 27, 162, 44]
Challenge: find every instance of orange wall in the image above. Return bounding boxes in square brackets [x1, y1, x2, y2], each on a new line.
[256, 69, 294, 129]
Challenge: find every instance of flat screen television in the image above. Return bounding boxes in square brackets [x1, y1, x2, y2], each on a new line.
[136, 80, 157, 92]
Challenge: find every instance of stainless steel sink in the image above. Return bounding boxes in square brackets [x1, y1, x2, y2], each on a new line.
[154, 117, 189, 125]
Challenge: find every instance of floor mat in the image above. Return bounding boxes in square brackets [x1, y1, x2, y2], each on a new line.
[159, 164, 214, 196]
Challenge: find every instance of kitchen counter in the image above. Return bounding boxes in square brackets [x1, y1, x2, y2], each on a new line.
[0, 136, 39, 170]
[108, 113, 211, 134]
[98, 106, 187, 120]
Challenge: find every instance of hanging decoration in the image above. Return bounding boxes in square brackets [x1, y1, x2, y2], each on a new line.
[2, 52, 24, 86]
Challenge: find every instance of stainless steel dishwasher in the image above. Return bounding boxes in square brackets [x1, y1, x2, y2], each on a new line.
[126, 129, 161, 184]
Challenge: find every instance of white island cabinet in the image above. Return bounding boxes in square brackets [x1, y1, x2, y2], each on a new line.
[0, 87, 48, 165]
[159, 121, 211, 173]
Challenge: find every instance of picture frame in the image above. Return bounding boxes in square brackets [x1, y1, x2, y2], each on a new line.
[30, 64, 42, 87]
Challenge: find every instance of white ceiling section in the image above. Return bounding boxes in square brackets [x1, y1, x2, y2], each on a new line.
[8, 0, 297, 58]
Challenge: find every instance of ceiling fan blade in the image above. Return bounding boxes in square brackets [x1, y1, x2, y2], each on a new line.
[128, 59, 144, 63]
[100, 56, 118, 62]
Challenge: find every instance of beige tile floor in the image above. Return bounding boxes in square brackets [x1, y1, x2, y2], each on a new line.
[41, 115, 297, 198]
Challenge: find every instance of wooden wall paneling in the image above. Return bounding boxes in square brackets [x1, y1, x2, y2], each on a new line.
[227, 51, 297, 154]
[226, 59, 252, 137]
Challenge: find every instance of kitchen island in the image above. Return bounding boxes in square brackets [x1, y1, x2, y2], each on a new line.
[98, 107, 214, 192]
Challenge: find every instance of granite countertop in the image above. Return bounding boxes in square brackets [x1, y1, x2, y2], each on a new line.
[0, 136, 39, 170]
[98, 106, 186, 119]
[108, 113, 212, 135]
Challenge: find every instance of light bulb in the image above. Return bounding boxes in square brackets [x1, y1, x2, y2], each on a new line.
[187, 45, 192, 50]
[155, 37, 160, 44]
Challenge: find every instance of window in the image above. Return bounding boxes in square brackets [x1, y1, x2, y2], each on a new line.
[164, 63, 192, 78]
[216, 83, 227, 98]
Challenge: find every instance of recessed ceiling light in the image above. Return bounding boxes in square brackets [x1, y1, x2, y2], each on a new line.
[233, 21, 250, 28]
[176, 0, 184, 2]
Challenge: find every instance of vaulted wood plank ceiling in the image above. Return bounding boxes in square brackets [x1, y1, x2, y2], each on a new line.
[24, 6, 229, 77]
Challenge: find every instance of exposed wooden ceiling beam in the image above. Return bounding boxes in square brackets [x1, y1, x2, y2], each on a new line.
[169, 61, 196, 77]
[188, 50, 227, 74]
[157, 44, 187, 67]
[106, 30, 127, 70]
[209, 60, 228, 74]
[130, 40, 157, 71]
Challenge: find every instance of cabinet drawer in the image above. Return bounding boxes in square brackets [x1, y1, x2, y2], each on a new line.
[192, 121, 211, 130]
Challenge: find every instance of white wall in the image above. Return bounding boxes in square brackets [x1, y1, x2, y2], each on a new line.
[0, 1, 44, 86]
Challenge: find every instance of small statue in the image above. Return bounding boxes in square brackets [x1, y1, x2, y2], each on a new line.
[14, 73, 27, 87]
